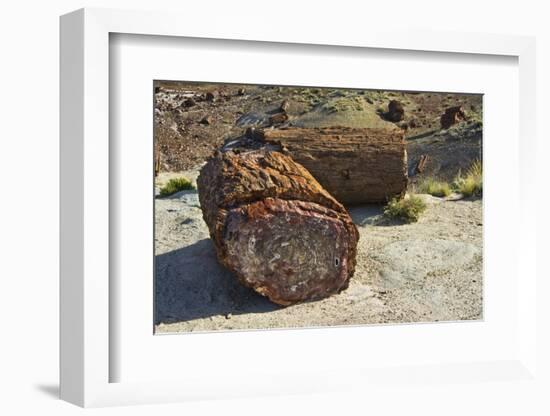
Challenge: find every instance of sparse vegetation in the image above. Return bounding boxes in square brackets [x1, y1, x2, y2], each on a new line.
[159, 177, 194, 197]
[321, 96, 365, 114]
[453, 160, 482, 197]
[417, 178, 452, 197]
[415, 160, 482, 199]
[383, 194, 427, 223]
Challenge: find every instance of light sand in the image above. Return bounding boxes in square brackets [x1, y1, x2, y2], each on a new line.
[154, 173, 482, 333]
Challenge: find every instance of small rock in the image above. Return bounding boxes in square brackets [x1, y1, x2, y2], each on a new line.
[225, 313, 232, 320]
[205, 91, 218, 102]
[200, 115, 213, 125]
[279, 99, 290, 112]
[182, 98, 196, 108]
[245, 127, 264, 141]
[236, 112, 268, 127]
[237, 88, 246, 96]
[440, 106, 466, 129]
[269, 112, 289, 126]
[386, 100, 405, 122]
[169, 121, 179, 134]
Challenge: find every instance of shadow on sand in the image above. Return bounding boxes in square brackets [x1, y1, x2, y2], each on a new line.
[347, 204, 385, 226]
[155, 239, 280, 325]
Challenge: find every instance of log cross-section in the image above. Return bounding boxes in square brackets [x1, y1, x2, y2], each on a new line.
[260, 126, 408, 204]
[197, 149, 359, 306]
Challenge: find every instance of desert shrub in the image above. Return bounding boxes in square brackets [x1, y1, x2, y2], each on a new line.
[453, 160, 482, 197]
[383, 195, 427, 223]
[417, 178, 452, 197]
[159, 177, 194, 197]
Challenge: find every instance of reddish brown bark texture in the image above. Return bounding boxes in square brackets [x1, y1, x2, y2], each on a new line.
[197, 150, 359, 306]
[259, 126, 408, 204]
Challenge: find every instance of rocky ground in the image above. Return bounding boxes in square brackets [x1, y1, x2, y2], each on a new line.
[153, 82, 483, 333]
[154, 82, 482, 177]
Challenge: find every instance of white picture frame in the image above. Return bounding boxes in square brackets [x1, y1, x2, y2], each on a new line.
[60, 7, 539, 408]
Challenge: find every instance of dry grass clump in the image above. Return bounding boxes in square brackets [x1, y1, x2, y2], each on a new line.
[384, 194, 427, 223]
[159, 177, 194, 197]
[454, 160, 482, 197]
[417, 178, 452, 197]
[414, 160, 482, 199]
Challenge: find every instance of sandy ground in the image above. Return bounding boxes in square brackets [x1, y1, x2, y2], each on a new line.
[154, 172, 483, 333]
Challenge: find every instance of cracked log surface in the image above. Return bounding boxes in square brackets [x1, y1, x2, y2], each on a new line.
[197, 150, 359, 306]
[258, 126, 408, 204]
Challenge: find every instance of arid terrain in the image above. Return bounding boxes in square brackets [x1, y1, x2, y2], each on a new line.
[153, 82, 483, 333]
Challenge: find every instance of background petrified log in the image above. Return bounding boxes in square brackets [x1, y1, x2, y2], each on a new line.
[255, 126, 408, 204]
[197, 150, 359, 306]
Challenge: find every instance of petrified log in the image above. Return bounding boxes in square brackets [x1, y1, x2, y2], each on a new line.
[200, 115, 212, 125]
[247, 126, 407, 204]
[197, 149, 359, 306]
[415, 154, 429, 175]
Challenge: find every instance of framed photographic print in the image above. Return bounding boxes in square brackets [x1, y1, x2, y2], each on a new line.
[60, 7, 540, 409]
[153, 81, 484, 334]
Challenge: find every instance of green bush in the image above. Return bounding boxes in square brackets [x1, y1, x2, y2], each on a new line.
[383, 195, 427, 223]
[453, 160, 482, 197]
[418, 178, 452, 197]
[159, 177, 194, 197]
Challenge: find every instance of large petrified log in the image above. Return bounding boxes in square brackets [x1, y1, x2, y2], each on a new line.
[231, 126, 407, 204]
[197, 149, 359, 306]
